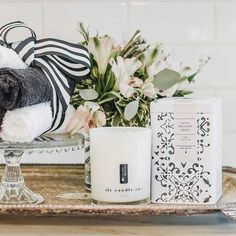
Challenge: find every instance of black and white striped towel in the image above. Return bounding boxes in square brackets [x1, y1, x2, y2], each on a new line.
[0, 21, 90, 132]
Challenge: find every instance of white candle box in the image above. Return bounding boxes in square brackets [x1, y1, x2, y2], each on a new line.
[151, 98, 222, 204]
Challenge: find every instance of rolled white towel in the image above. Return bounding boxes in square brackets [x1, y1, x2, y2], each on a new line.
[0, 45, 76, 141]
[0, 102, 52, 143]
[0, 45, 27, 69]
[0, 103, 76, 142]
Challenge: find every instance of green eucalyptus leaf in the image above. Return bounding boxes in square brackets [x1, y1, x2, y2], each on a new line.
[115, 103, 124, 116]
[94, 37, 100, 49]
[153, 69, 181, 90]
[111, 114, 123, 126]
[79, 89, 98, 101]
[187, 72, 198, 83]
[98, 95, 116, 104]
[108, 91, 122, 99]
[106, 74, 116, 91]
[124, 100, 139, 121]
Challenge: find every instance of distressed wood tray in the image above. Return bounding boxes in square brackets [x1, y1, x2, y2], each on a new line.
[0, 165, 235, 218]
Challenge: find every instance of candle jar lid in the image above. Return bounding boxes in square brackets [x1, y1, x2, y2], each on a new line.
[150, 97, 222, 113]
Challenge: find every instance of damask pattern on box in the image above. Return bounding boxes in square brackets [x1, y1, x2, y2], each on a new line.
[152, 112, 212, 203]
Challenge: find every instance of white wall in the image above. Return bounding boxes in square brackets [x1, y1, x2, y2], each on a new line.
[0, 0, 236, 166]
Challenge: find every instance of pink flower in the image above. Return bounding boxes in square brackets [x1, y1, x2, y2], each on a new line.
[67, 102, 106, 135]
[128, 77, 143, 88]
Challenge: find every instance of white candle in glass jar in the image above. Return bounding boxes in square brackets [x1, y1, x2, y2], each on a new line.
[90, 127, 151, 204]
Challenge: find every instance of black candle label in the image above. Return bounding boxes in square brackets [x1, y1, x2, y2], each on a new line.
[120, 164, 128, 184]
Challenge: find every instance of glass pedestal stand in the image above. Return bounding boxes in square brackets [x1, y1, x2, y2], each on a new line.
[0, 134, 83, 205]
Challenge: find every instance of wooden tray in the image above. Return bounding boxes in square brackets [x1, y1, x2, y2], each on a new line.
[0, 165, 235, 218]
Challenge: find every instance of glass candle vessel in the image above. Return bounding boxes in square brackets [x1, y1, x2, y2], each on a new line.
[90, 127, 151, 204]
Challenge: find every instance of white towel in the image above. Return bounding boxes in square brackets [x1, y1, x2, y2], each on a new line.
[0, 103, 75, 142]
[0, 45, 76, 142]
[0, 102, 52, 142]
[0, 45, 27, 69]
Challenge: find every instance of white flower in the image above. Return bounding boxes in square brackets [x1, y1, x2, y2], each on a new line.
[111, 56, 142, 91]
[111, 56, 142, 97]
[142, 80, 156, 99]
[146, 54, 183, 97]
[84, 101, 100, 113]
[142, 47, 159, 70]
[142, 46, 172, 79]
[119, 83, 134, 98]
[147, 59, 169, 78]
[88, 36, 118, 75]
[93, 111, 106, 128]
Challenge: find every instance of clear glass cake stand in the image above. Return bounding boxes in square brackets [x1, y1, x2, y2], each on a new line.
[0, 133, 84, 205]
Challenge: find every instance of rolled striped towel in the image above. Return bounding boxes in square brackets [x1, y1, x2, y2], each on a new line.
[0, 21, 90, 132]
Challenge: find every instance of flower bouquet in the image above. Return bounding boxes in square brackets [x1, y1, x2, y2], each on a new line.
[68, 23, 208, 133]
[67, 23, 208, 188]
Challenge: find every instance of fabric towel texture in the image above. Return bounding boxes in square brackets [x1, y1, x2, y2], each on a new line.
[0, 45, 27, 69]
[0, 103, 75, 142]
[0, 67, 52, 110]
[0, 108, 5, 129]
[0, 21, 90, 141]
[0, 21, 90, 132]
[1, 102, 52, 142]
[0, 45, 28, 128]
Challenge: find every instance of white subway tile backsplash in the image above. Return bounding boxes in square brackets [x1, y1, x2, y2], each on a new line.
[173, 45, 236, 89]
[216, 2, 236, 43]
[0, 3, 42, 39]
[0, 0, 235, 164]
[223, 132, 236, 167]
[129, 2, 214, 44]
[187, 88, 216, 98]
[43, 2, 127, 42]
[214, 90, 236, 133]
